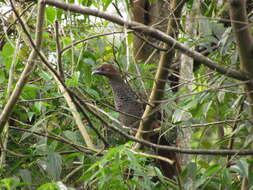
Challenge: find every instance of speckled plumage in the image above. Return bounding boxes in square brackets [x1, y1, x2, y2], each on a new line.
[109, 77, 144, 128]
[92, 64, 144, 128]
[92, 64, 179, 178]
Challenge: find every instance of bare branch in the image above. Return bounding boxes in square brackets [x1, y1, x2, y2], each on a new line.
[6, 0, 96, 149]
[43, 0, 248, 81]
[0, 0, 45, 132]
[91, 110, 253, 156]
[9, 126, 88, 152]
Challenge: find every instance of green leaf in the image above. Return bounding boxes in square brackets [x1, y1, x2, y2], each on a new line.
[0, 178, 13, 190]
[186, 162, 197, 180]
[20, 114, 53, 142]
[204, 164, 221, 177]
[80, 0, 92, 6]
[2, 43, 14, 70]
[198, 160, 210, 169]
[108, 111, 119, 119]
[194, 164, 221, 189]
[0, 177, 20, 190]
[22, 84, 42, 99]
[46, 6, 57, 24]
[203, 100, 213, 118]
[19, 169, 31, 183]
[201, 140, 212, 148]
[83, 51, 98, 61]
[236, 158, 249, 177]
[222, 168, 232, 189]
[47, 153, 62, 180]
[34, 101, 43, 113]
[39, 70, 53, 81]
[172, 108, 192, 122]
[19, 169, 32, 190]
[217, 91, 225, 103]
[103, 0, 112, 10]
[85, 88, 100, 98]
[37, 182, 60, 190]
[0, 69, 6, 83]
[63, 130, 79, 144]
[56, 9, 63, 20]
[81, 62, 92, 86]
[66, 71, 80, 87]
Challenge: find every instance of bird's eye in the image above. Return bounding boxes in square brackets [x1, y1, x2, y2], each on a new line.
[102, 67, 109, 72]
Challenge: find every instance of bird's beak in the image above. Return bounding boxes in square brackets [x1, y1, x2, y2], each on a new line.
[91, 69, 100, 75]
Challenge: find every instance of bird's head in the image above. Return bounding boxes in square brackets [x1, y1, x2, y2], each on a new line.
[92, 64, 122, 79]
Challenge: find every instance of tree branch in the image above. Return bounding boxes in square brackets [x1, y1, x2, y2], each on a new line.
[0, 0, 45, 133]
[229, 0, 253, 120]
[43, 0, 248, 81]
[135, 0, 183, 140]
[71, 87, 253, 156]
[5, 0, 96, 149]
[9, 126, 88, 152]
[91, 111, 253, 156]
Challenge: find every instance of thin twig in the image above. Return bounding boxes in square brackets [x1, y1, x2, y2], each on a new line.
[129, 149, 174, 165]
[44, 0, 248, 81]
[0, 0, 45, 132]
[9, 126, 88, 152]
[70, 89, 253, 156]
[61, 31, 129, 53]
[54, 20, 64, 81]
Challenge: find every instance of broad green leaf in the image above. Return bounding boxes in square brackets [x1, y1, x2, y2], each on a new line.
[0, 178, 13, 190]
[46, 7, 57, 25]
[47, 153, 62, 180]
[63, 130, 79, 144]
[2, 43, 14, 70]
[236, 158, 249, 177]
[56, 181, 68, 190]
[80, 0, 92, 6]
[39, 70, 53, 81]
[22, 84, 42, 99]
[81, 62, 92, 86]
[0, 177, 20, 190]
[172, 109, 192, 122]
[203, 100, 213, 118]
[0, 69, 6, 83]
[222, 168, 232, 189]
[20, 114, 54, 142]
[66, 71, 80, 87]
[103, 0, 112, 10]
[19, 169, 32, 190]
[186, 162, 197, 180]
[204, 164, 221, 177]
[37, 182, 60, 190]
[85, 88, 100, 98]
[108, 111, 119, 119]
[217, 91, 225, 103]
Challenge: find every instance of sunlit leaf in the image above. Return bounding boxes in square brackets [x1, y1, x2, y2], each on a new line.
[46, 7, 57, 25]
[2, 43, 14, 70]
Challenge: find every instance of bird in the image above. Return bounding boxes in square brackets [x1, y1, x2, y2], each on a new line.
[92, 63, 179, 179]
[92, 64, 144, 129]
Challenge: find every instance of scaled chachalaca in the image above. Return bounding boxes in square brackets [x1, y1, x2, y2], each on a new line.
[92, 64, 180, 179]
